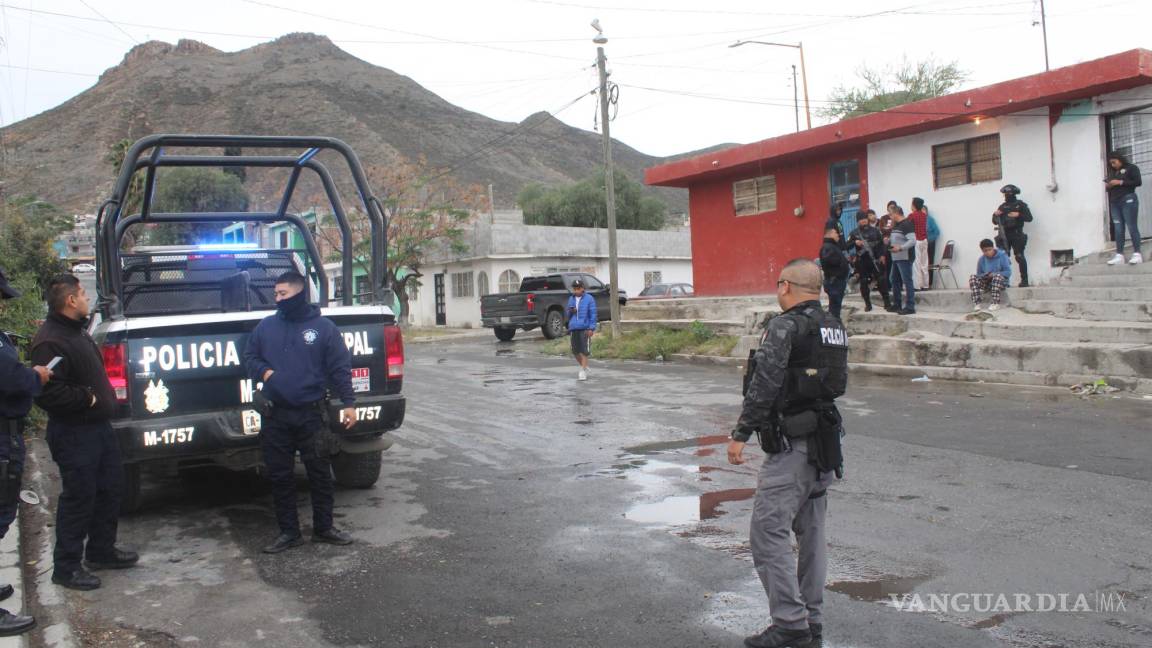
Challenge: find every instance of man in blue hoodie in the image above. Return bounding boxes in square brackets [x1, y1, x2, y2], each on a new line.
[566, 279, 598, 381]
[244, 271, 357, 554]
[970, 239, 1012, 312]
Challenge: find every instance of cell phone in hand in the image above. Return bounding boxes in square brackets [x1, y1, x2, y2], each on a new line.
[46, 356, 63, 370]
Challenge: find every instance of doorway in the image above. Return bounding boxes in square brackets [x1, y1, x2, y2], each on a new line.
[434, 273, 446, 326]
[829, 159, 861, 234]
[1106, 110, 1152, 241]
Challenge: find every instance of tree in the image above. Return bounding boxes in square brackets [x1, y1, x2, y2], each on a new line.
[145, 168, 250, 246]
[315, 156, 484, 322]
[518, 169, 666, 230]
[820, 58, 968, 121]
[0, 197, 70, 338]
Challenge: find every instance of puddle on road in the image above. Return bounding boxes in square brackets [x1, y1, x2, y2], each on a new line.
[826, 574, 932, 602]
[625, 488, 755, 527]
[621, 434, 730, 456]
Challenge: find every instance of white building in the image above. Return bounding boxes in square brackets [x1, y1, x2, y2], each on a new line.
[405, 211, 692, 327]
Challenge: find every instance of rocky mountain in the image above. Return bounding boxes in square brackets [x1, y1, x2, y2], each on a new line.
[0, 33, 705, 216]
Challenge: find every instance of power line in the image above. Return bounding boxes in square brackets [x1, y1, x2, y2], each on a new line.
[0, 62, 98, 77]
[76, 0, 139, 44]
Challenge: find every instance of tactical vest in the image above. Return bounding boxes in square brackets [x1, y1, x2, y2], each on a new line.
[782, 306, 848, 414]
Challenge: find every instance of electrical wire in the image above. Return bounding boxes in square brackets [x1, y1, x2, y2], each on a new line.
[75, 0, 138, 44]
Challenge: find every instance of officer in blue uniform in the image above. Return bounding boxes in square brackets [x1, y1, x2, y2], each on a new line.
[729, 258, 849, 648]
[0, 267, 50, 636]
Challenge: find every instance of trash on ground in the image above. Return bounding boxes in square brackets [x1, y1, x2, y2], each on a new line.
[911, 375, 932, 382]
[1070, 379, 1119, 396]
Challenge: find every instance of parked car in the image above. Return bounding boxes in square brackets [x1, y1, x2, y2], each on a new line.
[480, 272, 627, 341]
[72, 263, 97, 273]
[633, 282, 694, 299]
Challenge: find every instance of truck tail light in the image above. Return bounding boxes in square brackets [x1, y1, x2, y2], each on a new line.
[383, 325, 404, 379]
[101, 342, 128, 403]
[526, 293, 535, 313]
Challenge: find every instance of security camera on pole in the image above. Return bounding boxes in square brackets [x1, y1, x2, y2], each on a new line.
[592, 19, 621, 339]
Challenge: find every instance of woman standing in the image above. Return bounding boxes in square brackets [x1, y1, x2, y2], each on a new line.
[1105, 151, 1143, 265]
[909, 197, 931, 289]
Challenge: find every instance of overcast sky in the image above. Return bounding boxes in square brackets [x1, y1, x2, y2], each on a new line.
[0, 0, 1148, 158]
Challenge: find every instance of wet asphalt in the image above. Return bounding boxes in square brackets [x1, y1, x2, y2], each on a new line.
[32, 335, 1152, 648]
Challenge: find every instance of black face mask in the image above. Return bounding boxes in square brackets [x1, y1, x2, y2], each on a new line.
[276, 290, 311, 320]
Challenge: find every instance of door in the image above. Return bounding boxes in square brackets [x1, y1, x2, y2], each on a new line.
[829, 160, 862, 234]
[434, 273, 446, 326]
[1106, 110, 1152, 241]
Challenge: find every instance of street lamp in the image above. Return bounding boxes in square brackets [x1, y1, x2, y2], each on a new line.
[729, 40, 811, 130]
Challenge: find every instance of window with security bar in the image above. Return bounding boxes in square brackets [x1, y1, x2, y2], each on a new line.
[733, 175, 778, 216]
[451, 271, 474, 298]
[932, 134, 1002, 188]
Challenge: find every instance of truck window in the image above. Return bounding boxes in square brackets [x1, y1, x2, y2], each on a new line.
[519, 275, 563, 292]
[582, 275, 603, 290]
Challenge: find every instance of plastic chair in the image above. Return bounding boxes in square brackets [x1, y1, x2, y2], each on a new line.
[929, 240, 958, 289]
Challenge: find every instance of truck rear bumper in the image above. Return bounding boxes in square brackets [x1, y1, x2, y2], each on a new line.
[481, 315, 540, 329]
[113, 394, 405, 465]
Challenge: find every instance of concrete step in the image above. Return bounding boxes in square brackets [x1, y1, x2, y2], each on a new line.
[845, 311, 1152, 345]
[624, 296, 773, 323]
[907, 290, 1013, 312]
[1016, 299, 1152, 322]
[848, 334, 1152, 379]
[849, 362, 1152, 393]
[620, 319, 748, 336]
[1067, 261, 1152, 277]
[1076, 241, 1148, 265]
[1057, 273, 1149, 287]
[1012, 286, 1152, 302]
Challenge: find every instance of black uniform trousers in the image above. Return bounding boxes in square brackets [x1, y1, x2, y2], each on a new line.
[0, 419, 26, 538]
[260, 406, 334, 536]
[1003, 230, 1029, 285]
[45, 420, 122, 573]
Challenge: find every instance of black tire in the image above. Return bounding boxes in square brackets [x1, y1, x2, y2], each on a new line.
[331, 451, 382, 489]
[494, 327, 516, 341]
[541, 309, 565, 340]
[121, 463, 143, 513]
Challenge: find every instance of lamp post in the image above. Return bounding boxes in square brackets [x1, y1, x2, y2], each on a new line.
[592, 19, 621, 339]
[729, 40, 811, 130]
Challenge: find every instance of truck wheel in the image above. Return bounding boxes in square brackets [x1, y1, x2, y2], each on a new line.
[121, 464, 143, 513]
[494, 327, 516, 341]
[541, 309, 565, 340]
[331, 451, 382, 489]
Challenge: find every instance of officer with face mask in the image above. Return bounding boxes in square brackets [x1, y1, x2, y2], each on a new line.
[992, 184, 1033, 287]
[730, 258, 849, 648]
[244, 271, 357, 554]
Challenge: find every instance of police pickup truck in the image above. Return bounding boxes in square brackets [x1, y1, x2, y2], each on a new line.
[90, 135, 405, 509]
[479, 272, 626, 341]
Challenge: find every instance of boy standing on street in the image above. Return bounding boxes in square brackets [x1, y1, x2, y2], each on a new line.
[566, 279, 597, 381]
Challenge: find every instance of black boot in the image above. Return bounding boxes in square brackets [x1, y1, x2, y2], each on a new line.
[809, 622, 822, 639]
[0, 609, 35, 637]
[263, 533, 305, 554]
[86, 547, 139, 570]
[312, 528, 354, 546]
[0, 584, 12, 602]
[52, 568, 101, 591]
[744, 625, 811, 648]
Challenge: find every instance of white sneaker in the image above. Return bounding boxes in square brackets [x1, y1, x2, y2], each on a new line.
[972, 304, 983, 312]
[988, 304, 1001, 312]
[1107, 253, 1125, 265]
[577, 370, 587, 381]
[1129, 253, 1143, 265]
[583, 366, 591, 376]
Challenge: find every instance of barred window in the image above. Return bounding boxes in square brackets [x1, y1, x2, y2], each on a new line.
[733, 175, 777, 216]
[451, 271, 474, 298]
[498, 270, 520, 293]
[932, 134, 1002, 188]
[477, 271, 489, 297]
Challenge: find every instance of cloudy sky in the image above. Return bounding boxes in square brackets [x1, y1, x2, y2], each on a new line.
[0, 0, 1148, 157]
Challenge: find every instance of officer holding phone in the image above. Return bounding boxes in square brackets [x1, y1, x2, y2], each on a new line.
[0, 267, 49, 636]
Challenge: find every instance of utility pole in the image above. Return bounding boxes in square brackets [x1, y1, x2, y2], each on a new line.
[791, 65, 800, 133]
[1039, 0, 1050, 71]
[593, 21, 621, 338]
[730, 40, 811, 129]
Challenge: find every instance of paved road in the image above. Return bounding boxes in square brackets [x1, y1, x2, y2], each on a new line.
[29, 336, 1152, 647]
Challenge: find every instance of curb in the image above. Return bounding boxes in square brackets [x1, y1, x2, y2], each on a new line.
[0, 505, 26, 648]
[21, 442, 77, 648]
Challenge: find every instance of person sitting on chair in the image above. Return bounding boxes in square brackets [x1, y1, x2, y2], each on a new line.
[970, 239, 1012, 312]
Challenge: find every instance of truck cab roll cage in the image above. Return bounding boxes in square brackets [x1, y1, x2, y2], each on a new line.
[95, 135, 390, 319]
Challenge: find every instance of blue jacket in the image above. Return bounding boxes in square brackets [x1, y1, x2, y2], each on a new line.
[976, 249, 1013, 281]
[565, 294, 598, 331]
[927, 215, 941, 243]
[0, 331, 40, 419]
[244, 299, 355, 407]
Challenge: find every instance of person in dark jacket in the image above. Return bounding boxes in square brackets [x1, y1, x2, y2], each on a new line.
[30, 275, 138, 591]
[825, 205, 847, 251]
[819, 227, 850, 319]
[0, 268, 48, 635]
[848, 211, 890, 312]
[244, 271, 357, 554]
[1105, 151, 1143, 265]
[992, 184, 1034, 286]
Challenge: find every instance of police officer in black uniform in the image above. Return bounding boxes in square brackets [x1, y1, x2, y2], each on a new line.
[244, 271, 357, 554]
[0, 268, 47, 636]
[729, 258, 848, 648]
[992, 184, 1033, 287]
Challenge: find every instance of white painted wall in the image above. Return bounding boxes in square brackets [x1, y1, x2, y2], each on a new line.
[866, 87, 1149, 286]
[406, 256, 693, 328]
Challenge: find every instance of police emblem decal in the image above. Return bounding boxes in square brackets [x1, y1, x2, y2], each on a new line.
[144, 379, 170, 414]
[303, 329, 319, 345]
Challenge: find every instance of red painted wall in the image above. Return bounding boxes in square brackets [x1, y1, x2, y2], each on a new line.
[690, 148, 868, 296]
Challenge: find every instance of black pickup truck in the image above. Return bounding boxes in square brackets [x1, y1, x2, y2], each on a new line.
[479, 272, 626, 341]
[89, 135, 404, 510]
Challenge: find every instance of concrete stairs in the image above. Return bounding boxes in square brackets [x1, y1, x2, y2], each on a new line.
[621, 296, 773, 336]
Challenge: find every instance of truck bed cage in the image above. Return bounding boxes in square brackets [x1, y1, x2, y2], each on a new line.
[95, 135, 390, 320]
